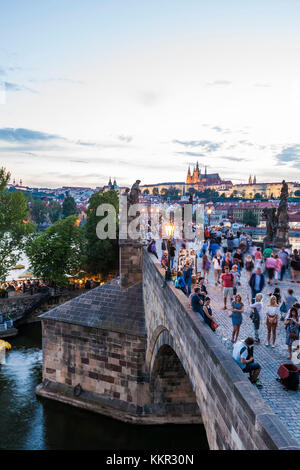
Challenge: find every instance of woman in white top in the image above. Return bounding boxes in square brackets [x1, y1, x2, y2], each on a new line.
[213, 251, 222, 286]
[248, 293, 263, 344]
[265, 295, 279, 347]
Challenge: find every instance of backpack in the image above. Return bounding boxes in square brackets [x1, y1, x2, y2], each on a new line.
[250, 307, 260, 328]
[174, 279, 181, 289]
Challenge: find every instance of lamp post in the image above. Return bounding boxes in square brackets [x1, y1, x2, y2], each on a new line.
[207, 207, 213, 226]
[165, 222, 175, 281]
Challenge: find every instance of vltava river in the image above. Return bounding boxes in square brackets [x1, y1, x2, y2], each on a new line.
[0, 324, 208, 450]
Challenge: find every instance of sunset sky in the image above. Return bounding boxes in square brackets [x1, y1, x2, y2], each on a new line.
[1, 0, 300, 188]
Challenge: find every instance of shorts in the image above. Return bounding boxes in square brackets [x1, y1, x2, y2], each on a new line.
[223, 287, 233, 299]
[243, 362, 260, 373]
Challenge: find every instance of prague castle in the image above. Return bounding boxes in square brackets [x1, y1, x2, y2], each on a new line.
[139, 164, 299, 198]
[139, 162, 233, 196]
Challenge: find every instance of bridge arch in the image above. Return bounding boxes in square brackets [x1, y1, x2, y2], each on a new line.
[147, 326, 204, 426]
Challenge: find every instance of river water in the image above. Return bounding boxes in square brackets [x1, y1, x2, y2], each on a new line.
[0, 323, 208, 450]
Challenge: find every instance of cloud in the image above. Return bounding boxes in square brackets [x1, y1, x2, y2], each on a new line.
[253, 82, 271, 88]
[173, 139, 221, 152]
[176, 151, 206, 157]
[118, 135, 133, 143]
[221, 156, 248, 162]
[206, 80, 232, 87]
[0, 128, 60, 142]
[4, 81, 36, 93]
[138, 90, 161, 106]
[275, 145, 300, 166]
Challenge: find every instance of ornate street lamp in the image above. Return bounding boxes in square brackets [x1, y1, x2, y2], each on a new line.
[164, 222, 175, 281]
[207, 207, 213, 226]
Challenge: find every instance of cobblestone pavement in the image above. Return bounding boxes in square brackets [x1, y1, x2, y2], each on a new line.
[205, 261, 300, 443]
[156, 241, 300, 443]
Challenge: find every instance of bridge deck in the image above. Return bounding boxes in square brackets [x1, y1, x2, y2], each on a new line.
[207, 268, 300, 444]
[156, 242, 300, 444]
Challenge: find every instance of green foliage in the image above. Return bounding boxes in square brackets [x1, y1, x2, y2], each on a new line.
[161, 186, 181, 200]
[25, 216, 84, 286]
[0, 167, 35, 281]
[48, 200, 62, 223]
[196, 188, 219, 201]
[30, 198, 48, 224]
[152, 187, 159, 195]
[62, 195, 78, 218]
[84, 190, 119, 277]
[242, 210, 258, 227]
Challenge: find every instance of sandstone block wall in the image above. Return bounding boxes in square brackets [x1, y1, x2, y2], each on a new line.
[41, 319, 148, 411]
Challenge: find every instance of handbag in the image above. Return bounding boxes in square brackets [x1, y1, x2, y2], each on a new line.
[280, 302, 288, 313]
[289, 331, 298, 340]
[210, 320, 218, 331]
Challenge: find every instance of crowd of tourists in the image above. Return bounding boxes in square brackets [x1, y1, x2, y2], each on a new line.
[0, 280, 49, 297]
[148, 225, 300, 391]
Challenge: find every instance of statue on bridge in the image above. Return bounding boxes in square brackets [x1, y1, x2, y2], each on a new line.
[128, 180, 141, 205]
[274, 180, 290, 248]
[263, 208, 278, 246]
[263, 181, 290, 249]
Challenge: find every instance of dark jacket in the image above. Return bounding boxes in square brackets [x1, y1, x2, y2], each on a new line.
[249, 272, 265, 291]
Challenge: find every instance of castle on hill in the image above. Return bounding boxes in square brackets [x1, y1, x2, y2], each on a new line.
[139, 162, 232, 196]
[139, 164, 300, 199]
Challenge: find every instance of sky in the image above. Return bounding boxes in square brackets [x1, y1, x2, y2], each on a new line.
[0, 0, 300, 188]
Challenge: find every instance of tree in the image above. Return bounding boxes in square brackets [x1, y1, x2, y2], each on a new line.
[294, 190, 300, 197]
[84, 190, 119, 277]
[0, 167, 35, 281]
[30, 198, 48, 224]
[48, 200, 62, 224]
[25, 216, 84, 286]
[143, 189, 149, 195]
[152, 187, 159, 196]
[243, 210, 257, 227]
[62, 195, 78, 218]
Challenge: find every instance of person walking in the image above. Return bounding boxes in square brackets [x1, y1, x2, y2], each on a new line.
[221, 266, 235, 310]
[290, 249, 300, 282]
[278, 247, 289, 281]
[254, 247, 263, 268]
[274, 254, 282, 285]
[248, 293, 263, 344]
[249, 267, 265, 303]
[284, 289, 298, 314]
[265, 253, 277, 286]
[230, 294, 244, 343]
[284, 307, 300, 360]
[183, 260, 193, 295]
[231, 264, 240, 296]
[201, 254, 211, 282]
[245, 255, 254, 281]
[265, 295, 279, 348]
[169, 243, 176, 271]
[213, 252, 222, 286]
[222, 252, 232, 273]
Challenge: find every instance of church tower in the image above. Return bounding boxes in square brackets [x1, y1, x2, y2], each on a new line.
[248, 175, 252, 184]
[192, 161, 201, 183]
[253, 175, 256, 184]
[186, 165, 192, 184]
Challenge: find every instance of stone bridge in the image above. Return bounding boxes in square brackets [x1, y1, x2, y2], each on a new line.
[37, 246, 300, 450]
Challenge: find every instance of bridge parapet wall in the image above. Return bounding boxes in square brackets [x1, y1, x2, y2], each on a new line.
[142, 248, 300, 450]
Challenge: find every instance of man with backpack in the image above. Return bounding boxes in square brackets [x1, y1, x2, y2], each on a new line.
[232, 337, 263, 389]
[221, 266, 235, 310]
